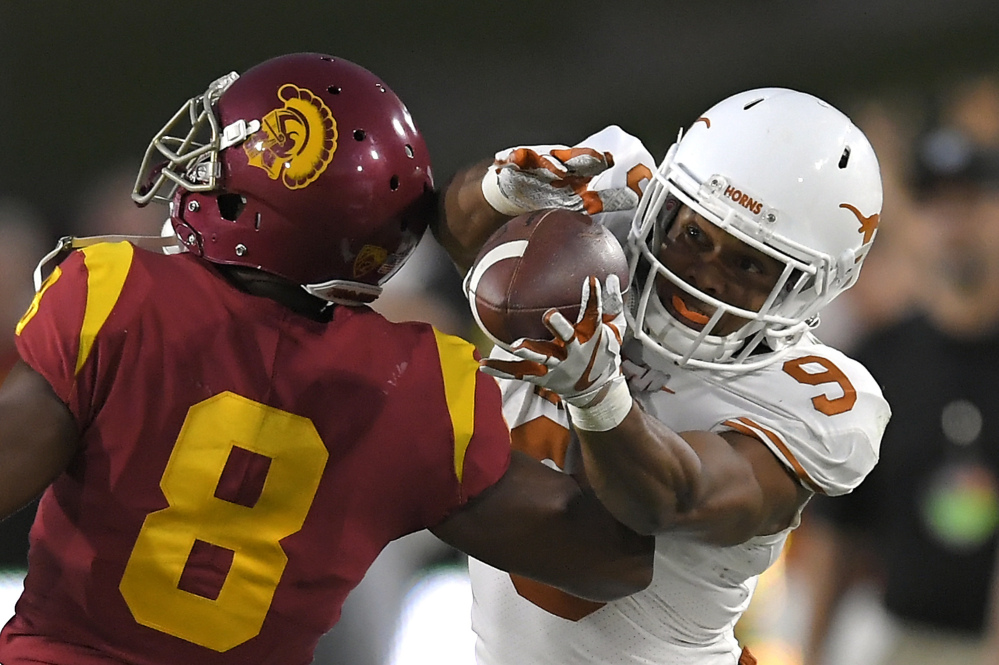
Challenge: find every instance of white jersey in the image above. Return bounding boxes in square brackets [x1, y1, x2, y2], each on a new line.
[469, 127, 891, 665]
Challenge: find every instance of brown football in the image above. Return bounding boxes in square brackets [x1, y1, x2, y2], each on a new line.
[466, 208, 630, 347]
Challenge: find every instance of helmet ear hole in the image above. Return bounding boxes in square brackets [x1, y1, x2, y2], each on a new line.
[839, 146, 852, 168]
[217, 193, 247, 221]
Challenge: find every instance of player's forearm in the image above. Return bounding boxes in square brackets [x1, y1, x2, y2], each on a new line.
[431, 158, 511, 273]
[0, 442, 54, 521]
[537, 483, 656, 601]
[432, 451, 654, 601]
[577, 404, 704, 536]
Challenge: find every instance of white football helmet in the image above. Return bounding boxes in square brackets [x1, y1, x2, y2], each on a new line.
[627, 87, 883, 371]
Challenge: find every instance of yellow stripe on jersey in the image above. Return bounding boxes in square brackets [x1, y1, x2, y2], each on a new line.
[433, 328, 479, 484]
[15, 266, 63, 336]
[77, 242, 135, 375]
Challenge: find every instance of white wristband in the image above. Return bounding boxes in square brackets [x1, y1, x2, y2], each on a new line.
[566, 378, 633, 432]
[481, 167, 532, 217]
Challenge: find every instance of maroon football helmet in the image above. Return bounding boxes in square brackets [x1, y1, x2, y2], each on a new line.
[133, 53, 434, 303]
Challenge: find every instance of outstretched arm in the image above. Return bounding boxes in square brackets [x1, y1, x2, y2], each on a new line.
[575, 407, 811, 545]
[0, 360, 78, 521]
[431, 140, 629, 274]
[431, 450, 654, 602]
[432, 158, 510, 274]
[482, 277, 811, 545]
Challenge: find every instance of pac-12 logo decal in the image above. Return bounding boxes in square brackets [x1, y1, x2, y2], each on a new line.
[244, 84, 337, 190]
[354, 244, 389, 278]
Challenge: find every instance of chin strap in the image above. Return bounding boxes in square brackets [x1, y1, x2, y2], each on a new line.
[33, 233, 182, 291]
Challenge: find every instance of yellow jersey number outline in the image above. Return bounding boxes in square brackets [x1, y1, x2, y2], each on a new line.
[119, 391, 329, 651]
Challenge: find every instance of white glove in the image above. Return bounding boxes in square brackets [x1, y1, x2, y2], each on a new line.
[481, 145, 640, 217]
[481, 274, 633, 431]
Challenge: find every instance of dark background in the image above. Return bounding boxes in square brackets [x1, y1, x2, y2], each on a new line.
[3, 0, 999, 231]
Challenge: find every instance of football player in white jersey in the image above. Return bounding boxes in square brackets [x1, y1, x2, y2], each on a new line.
[432, 88, 891, 665]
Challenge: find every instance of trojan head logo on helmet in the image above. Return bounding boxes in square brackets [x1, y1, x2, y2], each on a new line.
[244, 83, 338, 189]
[626, 88, 883, 371]
[132, 53, 434, 304]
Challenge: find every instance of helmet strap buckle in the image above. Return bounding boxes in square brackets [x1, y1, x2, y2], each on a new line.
[221, 119, 262, 150]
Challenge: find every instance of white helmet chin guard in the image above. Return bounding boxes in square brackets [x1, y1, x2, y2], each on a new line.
[626, 88, 883, 371]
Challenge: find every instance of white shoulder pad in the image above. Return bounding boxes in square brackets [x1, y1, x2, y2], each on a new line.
[715, 340, 889, 495]
[580, 125, 657, 242]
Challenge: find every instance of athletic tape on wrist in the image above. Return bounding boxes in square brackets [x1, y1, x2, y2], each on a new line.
[567, 378, 633, 432]
[481, 167, 532, 217]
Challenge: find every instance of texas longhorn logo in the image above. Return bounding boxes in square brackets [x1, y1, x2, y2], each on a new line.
[839, 203, 880, 244]
[244, 84, 338, 190]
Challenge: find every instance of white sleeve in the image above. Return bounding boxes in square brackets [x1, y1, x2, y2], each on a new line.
[717, 345, 890, 496]
[490, 124, 654, 172]
[576, 125, 657, 190]
[576, 125, 657, 242]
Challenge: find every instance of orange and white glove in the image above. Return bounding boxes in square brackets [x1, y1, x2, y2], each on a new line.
[481, 274, 634, 431]
[481, 145, 640, 217]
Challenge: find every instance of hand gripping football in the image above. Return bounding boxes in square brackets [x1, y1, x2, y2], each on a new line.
[465, 208, 630, 348]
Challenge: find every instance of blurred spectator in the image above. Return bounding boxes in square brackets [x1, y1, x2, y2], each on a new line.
[802, 75, 999, 665]
[813, 94, 926, 352]
[0, 199, 50, 380]
[72, 163, 168, 237]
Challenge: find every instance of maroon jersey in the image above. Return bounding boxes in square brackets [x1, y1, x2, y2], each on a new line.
[1, 242, 511, 665]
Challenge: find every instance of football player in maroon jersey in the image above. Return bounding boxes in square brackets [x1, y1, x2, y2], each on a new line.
[0, 53, 652, 665]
